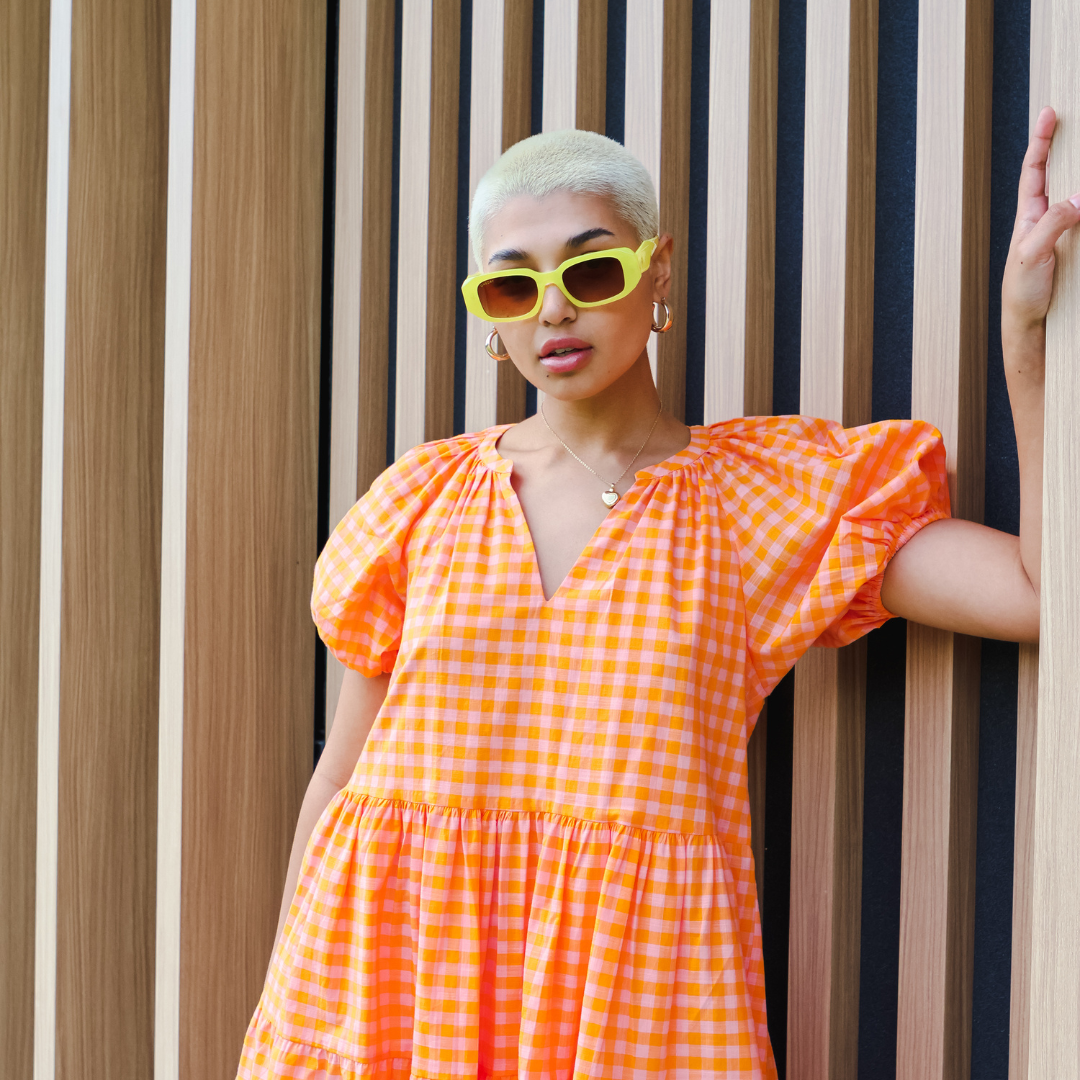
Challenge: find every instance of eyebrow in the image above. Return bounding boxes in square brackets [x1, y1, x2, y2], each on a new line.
[487, 227, 617, 265]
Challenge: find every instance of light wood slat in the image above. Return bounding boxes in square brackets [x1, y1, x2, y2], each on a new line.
[543, 0, 578, 132]
[1008, 17, 1051, 1077]
[34, 2, 73, 1075]
[357, 0, 396, 490]
[896, 1, 992, 1077]
[576, 0, 607, 133]
[465, 0, 505, 433]
[424, 0, 462, 441]
[324, 0, 368, 733]
[154, 1, 197, 1075]
[788, 1, 877, 1076]
[0, 4, 48, 1078]
[179, 4, 325, 1075]
[1028, 0, 1080, 1070]
[496, 0, 533, 425]
[55, 3, 169, 1076]
[623, 0, 662, 382]
[1009, 643, 1039, 1080]
[395, 0, 434, 457]
[703, 0, 777, 423]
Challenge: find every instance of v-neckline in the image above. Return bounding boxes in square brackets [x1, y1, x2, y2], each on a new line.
[479, 424, 712, 604]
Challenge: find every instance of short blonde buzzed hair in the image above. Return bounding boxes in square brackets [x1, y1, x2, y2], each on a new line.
[468, 128, 659, 266]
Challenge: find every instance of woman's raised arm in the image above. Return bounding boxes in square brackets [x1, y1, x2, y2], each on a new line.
[880, 107, 1080, 643]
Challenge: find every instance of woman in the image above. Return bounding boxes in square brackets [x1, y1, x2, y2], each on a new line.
[238, 110, 1076, 1078]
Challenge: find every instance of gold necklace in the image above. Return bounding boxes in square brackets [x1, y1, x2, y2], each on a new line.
[539, 399, 664, 507]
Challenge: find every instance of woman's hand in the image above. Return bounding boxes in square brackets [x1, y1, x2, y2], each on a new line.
[1002, 107, 1080, 347]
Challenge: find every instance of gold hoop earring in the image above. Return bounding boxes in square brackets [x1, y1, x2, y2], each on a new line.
[485, 327, 510, 360]
[651, 299, 673, 334]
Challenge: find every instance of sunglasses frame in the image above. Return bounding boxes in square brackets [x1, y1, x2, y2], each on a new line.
[461, 236, 659, 323]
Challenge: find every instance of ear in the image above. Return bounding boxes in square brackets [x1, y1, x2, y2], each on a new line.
[651, 233, 674, 298]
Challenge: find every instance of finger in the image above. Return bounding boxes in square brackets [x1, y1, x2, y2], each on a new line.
[1017, 193, 1080, 264]
[1016, 106, 1058, 226]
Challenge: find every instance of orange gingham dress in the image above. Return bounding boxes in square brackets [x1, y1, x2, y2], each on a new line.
[238, 415, 949, 1080]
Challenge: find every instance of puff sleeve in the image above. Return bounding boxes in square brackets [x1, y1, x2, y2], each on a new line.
[717, 415, 950, 692]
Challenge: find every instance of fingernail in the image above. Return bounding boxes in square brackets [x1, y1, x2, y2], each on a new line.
[1071, 192, 1080, 210]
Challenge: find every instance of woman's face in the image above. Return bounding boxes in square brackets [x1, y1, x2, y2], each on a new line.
[479, 190, 672, 402]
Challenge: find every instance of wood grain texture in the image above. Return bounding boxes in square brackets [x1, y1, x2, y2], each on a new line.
[543, 0, 578, 132]
[425, 0, 461, 443]
[623, 0, 662, 381]
[325, 0, 370, 733]
[896, 2, 991, 1077]
[576, 0, 607, 133]
[656, 0, 692, 422]
[788, 641, 866, 1080]
[1028, 1, 1080, 1070]
[1009, 22, 1049, 1078]
[1009, 643, 1038, 1080]
[395, 0, 434, 456]
[54, 2, 169, 1076]
[0, 4, 48, 1078]
[497, 0, 533, 425]
[898, 629, 981, 1080]
[789, 3, 876, 1075]
[464, 0, 504, 432]
[358, 0, 396, 490]
[703, 0, 777, 423]
[181, 4, 325, 1076]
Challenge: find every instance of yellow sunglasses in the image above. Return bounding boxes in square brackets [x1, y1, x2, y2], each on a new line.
[461, 237, 659, 322]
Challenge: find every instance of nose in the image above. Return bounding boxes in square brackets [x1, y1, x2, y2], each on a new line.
[538, 282, 576, 326]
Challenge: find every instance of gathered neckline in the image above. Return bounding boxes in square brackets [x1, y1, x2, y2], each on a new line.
[477, 422, 713, 479]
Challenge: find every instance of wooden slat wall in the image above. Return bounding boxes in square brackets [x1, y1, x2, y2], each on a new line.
[324, 0, 368, 732]
[153, 4, 327, 1078]
[702, 0, 778, 902]
[1008, 14, 1050, 1073]
[0, 4, 49, 1079]
[787, 1, 876, 1077]
[54, 4, 169, 1078]
[896, 2, 991, 1078]
[1027, 0, 1080, 1071]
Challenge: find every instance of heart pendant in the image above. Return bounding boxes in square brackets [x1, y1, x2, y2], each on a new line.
[601, 490, 619, 508]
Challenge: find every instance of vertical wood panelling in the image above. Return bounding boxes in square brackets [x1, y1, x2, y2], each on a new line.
[703, 0, 777, 423]
[0, 4, 48, 1078]
[1009, 18, 1050, 1075]
[34, 1, 73, 1074]
[395, 1, 434, 456]
[424, 0, 461, 442]
[155, 1, 197, 1075]
[788, 1, 877, 1076]
[896, 2, 992, 1078]
[324, 0, 369, 732]
[655, 0, 692, 422]
[544, 0, 578, 132]
[465, 0, 505, 432]
[1028, 0, 1080, 1070]
[576, 0, 607, 133]
[1009, 642, 1039, 1080]
[496, 0, 534, 425]
[624, 1, 663, 381]
[55, 3, 169, 1077]
[179, 5, 325, 1076]
[357, 0, 396, 491]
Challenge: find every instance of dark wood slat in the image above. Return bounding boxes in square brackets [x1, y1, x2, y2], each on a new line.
[576, 0, 608, 134]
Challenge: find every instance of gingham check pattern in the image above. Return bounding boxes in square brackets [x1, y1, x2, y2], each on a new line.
[238, 416, 948, 1080]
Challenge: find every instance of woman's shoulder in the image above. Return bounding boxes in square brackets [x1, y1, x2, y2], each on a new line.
[369, 427, 499, 501]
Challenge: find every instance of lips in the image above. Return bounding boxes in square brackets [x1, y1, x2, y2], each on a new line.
[539, 337, 593, 373]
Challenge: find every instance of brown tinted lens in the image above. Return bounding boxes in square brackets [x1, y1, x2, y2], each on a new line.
[562, 256, 625, 303]
[477, 274, 538, 318]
